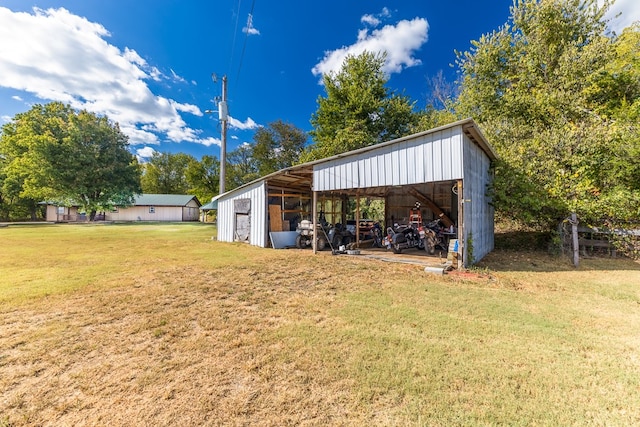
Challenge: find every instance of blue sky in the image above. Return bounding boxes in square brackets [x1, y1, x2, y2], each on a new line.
[0, 1, 637, 162]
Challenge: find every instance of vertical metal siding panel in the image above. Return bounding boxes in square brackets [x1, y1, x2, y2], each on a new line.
[375, 152, 384, 187]
[413, 139, 425, 185]
[341, 162, 349, 189]
[432, 131, 443, 181]
[461, 135, 493, 265]
[217, 181, 267, 247]
[424, 133, 434, 182]
[250, 181, 267, 247]
[217, 198, 233, 242]
[349, 160, 359, 188]
[398, 142, 408, 185]
[442, 127, 453, 180]
[391, 148, 400, 185]
[450, 127, 463, 179]
[328, 164, 335, 191]
[370, 155, 378, 187]
[360, 157, 369, 187]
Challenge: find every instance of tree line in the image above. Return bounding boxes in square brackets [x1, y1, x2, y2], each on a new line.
[1, 0, 639, 238]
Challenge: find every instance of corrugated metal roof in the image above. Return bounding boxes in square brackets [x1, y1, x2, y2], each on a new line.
[134, 194, 200, 207]
[200, 200, 218, 210]
[214, 118, 496, 201]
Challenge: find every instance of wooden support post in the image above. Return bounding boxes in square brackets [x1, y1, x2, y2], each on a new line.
[356, 192, 360, 248]
[408, 187, 455, 228]
[456, 180, 463, 269]
[571, 212, 579, 267]
[312, 191, 318, 254]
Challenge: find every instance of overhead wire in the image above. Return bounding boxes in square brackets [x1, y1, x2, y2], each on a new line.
[235, 0, 256, 89]
[228, 0, 242, 75]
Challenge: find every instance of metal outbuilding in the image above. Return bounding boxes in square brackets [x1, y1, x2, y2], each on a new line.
[213, 118, 497, 266]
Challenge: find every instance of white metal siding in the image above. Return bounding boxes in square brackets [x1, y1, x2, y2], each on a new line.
[314, 126, 465, 191]
[217, 181, 267, 247]
[461, 134, 494, 265]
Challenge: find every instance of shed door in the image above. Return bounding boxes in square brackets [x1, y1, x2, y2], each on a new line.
[234, 199, 251, 242]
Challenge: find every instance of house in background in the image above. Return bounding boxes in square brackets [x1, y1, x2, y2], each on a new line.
[45, 194, 201, 222]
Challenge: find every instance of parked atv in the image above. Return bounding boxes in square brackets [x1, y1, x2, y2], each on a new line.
[385, 224, 426, 254]
[296, 219, 328, 250]
[327, 223, 354, 249]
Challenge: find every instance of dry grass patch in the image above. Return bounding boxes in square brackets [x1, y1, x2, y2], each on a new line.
[1, 223, 640, 425]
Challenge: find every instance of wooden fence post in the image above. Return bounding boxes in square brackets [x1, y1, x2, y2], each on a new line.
[571, 212, 579, 267]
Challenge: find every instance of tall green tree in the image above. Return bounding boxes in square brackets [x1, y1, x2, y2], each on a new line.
[226, 144, 259, 190]
[455, 0, 640, 228]
[252, 120, 308, 176]
[0, 102, 141, 220]
[304, 51, 418, 161]
[185, 154, 219, 203]
[140, 152, 195, 194]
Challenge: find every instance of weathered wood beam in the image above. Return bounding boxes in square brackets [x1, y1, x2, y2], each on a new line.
[407, 187, 455, 228]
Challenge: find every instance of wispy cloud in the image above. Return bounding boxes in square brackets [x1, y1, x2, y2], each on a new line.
[228, 116, 260, 131]
[361, 7, 391, 27]
[600, 0, 640, 33]
[135, 146, 156, 161]
[243, 13, 260, 36]
[312, 16, 428, 79]
[0, 6, 256, 148]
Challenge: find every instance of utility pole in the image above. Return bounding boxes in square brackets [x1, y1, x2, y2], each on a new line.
[219, 75, 228, 195]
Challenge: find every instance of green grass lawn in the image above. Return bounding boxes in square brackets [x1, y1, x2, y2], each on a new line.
[1, 223, 639, 426]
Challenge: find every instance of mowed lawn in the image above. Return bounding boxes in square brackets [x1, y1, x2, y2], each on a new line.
[1, 223, 639, 426]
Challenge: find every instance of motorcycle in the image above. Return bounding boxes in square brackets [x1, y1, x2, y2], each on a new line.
[385, 224, 426, 254]
[423, 218, 446, 254]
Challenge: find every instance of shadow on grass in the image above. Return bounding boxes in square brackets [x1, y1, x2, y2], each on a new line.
[476, 231, 640, 272]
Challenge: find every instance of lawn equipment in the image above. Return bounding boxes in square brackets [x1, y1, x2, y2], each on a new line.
[295, 211, 331, 250]
[296, 220, 328, 250]
[327, 222, 354, 249]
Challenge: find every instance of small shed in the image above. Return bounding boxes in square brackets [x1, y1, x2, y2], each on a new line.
[199, 199, 218, 222]
[214, 119, 497, 266]
[45, 194, 201, 222]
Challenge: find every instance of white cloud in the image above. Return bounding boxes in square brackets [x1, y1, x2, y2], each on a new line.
[312, 17, 429, 79]
[602, 0, 640, 33]
[0, 6, 211, 147]
[170, 69, 187, 84]
[135, 146, 156, 160]
[228, 115, 260, 130]
[11, 95, 23, 101]
[199, 137, 222, 147]
[361, 14, 381, 27]
[361, 7, 392, 27]
[243, 13, 260, 36]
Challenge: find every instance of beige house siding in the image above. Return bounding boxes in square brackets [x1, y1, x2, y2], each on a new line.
[108, 206, 184, 221]
[45, 194, 201, 222]
[45, 205, 81, 222]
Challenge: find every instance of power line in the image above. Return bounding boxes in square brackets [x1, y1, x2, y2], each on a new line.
[228, 0, 242, 74]
[235, 0, 256, 88]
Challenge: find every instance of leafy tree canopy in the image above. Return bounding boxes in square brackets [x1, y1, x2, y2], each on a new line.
[141, 151, 196, 195]
[252, 120, 308, 176]
[0, 102, 141, 219]
[455, 0, 640, 228]
[303, 51, 418, 161]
